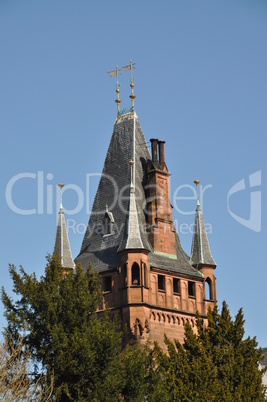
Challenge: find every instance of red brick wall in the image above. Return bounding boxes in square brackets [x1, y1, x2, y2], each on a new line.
[99, 260, 216, 349]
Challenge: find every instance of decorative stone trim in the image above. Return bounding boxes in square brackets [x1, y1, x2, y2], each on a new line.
[150, 310, 196, 328]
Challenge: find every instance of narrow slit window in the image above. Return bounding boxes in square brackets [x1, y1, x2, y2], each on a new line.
[144, 264, 147, 287]
[132, 263, 140, 285]
[205, 278, 212, 300]
[158, 275, 165, 291]
[103, 276, 112, 292]
[173, 278, 180, 294]
[188, 281, 195, 297]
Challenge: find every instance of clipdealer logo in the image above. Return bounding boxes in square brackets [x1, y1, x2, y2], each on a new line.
[227, 170, 261, 233]
[5, 172, 103, 216]
[5, 172, 211, 216]
[5, 170, 262, 233]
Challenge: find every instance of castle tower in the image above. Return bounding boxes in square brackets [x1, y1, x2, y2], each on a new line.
[53, 183, 75, 273]
[75, 68, 217, 347]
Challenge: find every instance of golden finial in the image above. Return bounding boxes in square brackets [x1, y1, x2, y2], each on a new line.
[123, 60, 136, 111]
[58, 183, 64, 209]
[129, 159, 134, 187]
[107, 65, 122, 116]
[194, 180, 200, 206]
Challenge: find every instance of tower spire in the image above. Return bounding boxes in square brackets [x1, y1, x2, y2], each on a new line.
[191, 180, 216, 267]
[123, 60, 136, 111]
[107, 65, 122, 116]
[53, 183, 75, 271]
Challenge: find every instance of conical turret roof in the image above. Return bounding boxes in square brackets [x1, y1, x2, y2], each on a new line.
[54, 207, 75, 270]
[191, 204, 216, 267]
[117, 182, 146, 252]
[76, 111, 151, 270]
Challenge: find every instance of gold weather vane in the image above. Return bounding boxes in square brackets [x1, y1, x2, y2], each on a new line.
[122, 60, 136, 111]
[194, 180, 200, 206]
[58, 183, 64, 209]
[107, 65, 122, 116]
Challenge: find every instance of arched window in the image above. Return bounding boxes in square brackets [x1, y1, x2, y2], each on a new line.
[132, 263, 140, 285]
[144, 263, 147, 287]
[205, 278, 212, 300]
[134, 318, 143, 338]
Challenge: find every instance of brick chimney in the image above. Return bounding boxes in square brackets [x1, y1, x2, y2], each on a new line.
[150, 138, 158, 164]
[158, 140, 166, 167]
[145, 139, 176, 256]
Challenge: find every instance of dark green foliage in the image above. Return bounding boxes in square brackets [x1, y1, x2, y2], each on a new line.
[2, 255, 123, 401]
[2, 259, 266, 401]
[154, 302, 266, 402]
[120, 344, 168, 402]
[121, 344, 149, 401]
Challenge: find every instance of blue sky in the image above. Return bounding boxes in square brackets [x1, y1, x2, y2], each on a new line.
[0, 0, 266, 346]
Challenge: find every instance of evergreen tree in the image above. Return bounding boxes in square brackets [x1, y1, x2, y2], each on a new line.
[200, 302, 266, 401]
[3, 258, 266, 401]
[2, 255, 123, 401]
[120, 343, 168, 402]
[154, 302, 266, 402]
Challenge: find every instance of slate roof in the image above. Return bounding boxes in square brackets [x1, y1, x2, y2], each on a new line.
[191, 204, 216, 267]
[75, 111, 203, 280]
[54, 208, 75, 269]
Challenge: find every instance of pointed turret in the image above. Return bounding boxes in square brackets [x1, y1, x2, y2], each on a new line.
[191, 180, 217, 308]
[76, 111, 152, 271]
[53, 183, 75, 270]
[191, 180, 216, 267]
[118, 160, 146, 251]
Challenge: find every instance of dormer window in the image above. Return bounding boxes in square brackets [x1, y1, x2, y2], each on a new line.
[103, 206, 114, 235]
